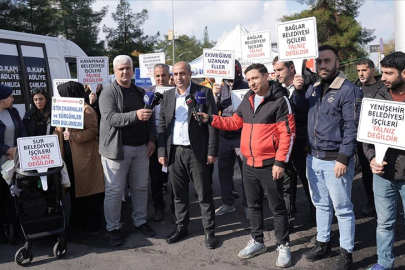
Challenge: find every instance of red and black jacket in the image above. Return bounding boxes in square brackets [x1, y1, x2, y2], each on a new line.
[209, 81, 296, 168]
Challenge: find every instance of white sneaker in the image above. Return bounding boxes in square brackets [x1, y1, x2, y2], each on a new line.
[276, 243, 291, 268]
[215, 204, 236, 216]
[244, 207, 250, 220]
[238, 238, 267, 259]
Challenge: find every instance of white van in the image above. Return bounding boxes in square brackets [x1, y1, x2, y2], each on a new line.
[0, 29, 87, 116]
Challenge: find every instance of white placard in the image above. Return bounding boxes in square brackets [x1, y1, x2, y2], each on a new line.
[231, 89, 249, 111]
[155, 86, 174, 95]
[203, 49, 235, 80]
[357, 98, 405, 163]
[77, 57, 109, 84]
[17, 135, 62, 171]
[239, 61, 253, 76]
[241, 31, 272, 61]
[52, 79, 78, 97]
[276, 17, 318, 61]
[139, 53, 166, 78]
[51, 97, 85, 129]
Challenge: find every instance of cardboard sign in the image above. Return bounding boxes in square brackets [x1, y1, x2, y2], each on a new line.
[203, 49, 235, 79]
[357, 98, 405, 163]
[139, 53, 165, 78]
[239, 61, 253, 77]
[276, 17, 318, 61]
[51, 97, 85, 129]
[52, 79, 78, 97]
[240, 31, 272, 61]
[134, 68, 152, 87]
[77, 57, 109, 84]
[17, 135, 63, 190]
[231, 89, 249, 111]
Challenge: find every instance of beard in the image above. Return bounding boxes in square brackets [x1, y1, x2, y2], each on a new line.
[318, 65, 338, 80]
[386, 77, 405, 92]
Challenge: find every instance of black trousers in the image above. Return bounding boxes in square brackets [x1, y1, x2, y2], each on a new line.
[283, 149, 313, 219]
[357, 142, 374, 202]
[168, 145, 215, 234]
[149, 149, 167, 211]
[244, 163, 289, 245]
[64, 142, 103, 232]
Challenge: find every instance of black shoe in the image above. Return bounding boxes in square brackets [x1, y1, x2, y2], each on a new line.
[205, 232, 216, 249]
[302, 241, 331, 262]
[134, 223, 156, 237]
[152, 209, 165, 222]
[362, 201, 376, 216]
[309, 231, 335, 247]
[166, 227, 188, 244]
[331, 248, 353, 270]
[109, 229, 123, 246]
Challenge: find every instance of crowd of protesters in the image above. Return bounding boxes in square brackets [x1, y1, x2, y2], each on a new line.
[0, 46, 405, 270]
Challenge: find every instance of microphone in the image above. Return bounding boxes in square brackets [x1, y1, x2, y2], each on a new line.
[143, 92, 155, 109]
[195, 91, 206, 112]
[185, 94, 202, 126]
[152, 92, 163, 108]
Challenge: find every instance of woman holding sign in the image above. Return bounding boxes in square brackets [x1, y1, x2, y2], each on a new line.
[55, 81, 104, 233]
[0, 85, 26, 244]
[23, 87, 58, 215]
[23, 87, 55, 137]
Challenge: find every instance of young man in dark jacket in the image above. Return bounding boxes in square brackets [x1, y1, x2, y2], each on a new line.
[355, 59, 386, 216]
[292, 45, 363, 270]
[365, 51, 405, 270]
[213, 60, 249, 219]
[199, 63, 295, 268]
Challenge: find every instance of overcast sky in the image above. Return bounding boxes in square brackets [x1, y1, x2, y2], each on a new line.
[93, 0, 394, 49]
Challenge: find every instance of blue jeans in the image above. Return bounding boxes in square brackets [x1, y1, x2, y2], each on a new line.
[373, 174, 405, 269]
[307, 155, 355, 252]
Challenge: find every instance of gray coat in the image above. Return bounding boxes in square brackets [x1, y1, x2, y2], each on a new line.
[99, 80, 156, 160]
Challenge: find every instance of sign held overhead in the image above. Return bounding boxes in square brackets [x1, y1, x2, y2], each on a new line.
[276, 17, 318, 61]
[139, 52, 166, 78]
[77, 57, 109, 84]
[240, 31, 272, 61]
[203, 49, 235, 80]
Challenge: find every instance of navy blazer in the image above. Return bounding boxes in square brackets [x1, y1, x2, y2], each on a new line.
[158, 82, 219, 165]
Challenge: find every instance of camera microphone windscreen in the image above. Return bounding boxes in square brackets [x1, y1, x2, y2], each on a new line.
[195, 91, 206, 112]
[144, 92, 155, 109]
[185, 94, 202, 126]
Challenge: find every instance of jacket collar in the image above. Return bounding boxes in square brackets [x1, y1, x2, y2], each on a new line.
[313, 71, 346, 89]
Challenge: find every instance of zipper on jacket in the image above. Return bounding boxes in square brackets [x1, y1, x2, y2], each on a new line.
[249, 111, 255, 166]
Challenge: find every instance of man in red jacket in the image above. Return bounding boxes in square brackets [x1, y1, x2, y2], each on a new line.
[199, 63, 295, 268]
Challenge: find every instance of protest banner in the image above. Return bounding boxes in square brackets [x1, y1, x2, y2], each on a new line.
[134, 68, 152, 87]
[203, 49, 235, 85]
[139, 53, 165, 78]
[231, 89, 249, 111]
[77, 57, 109, 84]
[17, 135, 63, 190]
[51, 97, 85, 129]
[241, 31, 272, 61]
[276, 17, 318, 75]
[357, 98, 405, 164]
[52, 79, 78, 97]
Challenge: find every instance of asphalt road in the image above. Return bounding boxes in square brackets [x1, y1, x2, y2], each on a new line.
[1, 164, 404, 270]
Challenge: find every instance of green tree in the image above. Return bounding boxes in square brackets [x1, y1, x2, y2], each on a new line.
[283, 0, 375, 64]
[0, 0, 60, 35]
[103, 0, 159, 67]
[58, 0, 108, 56]
[155, 27, 216, 65]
